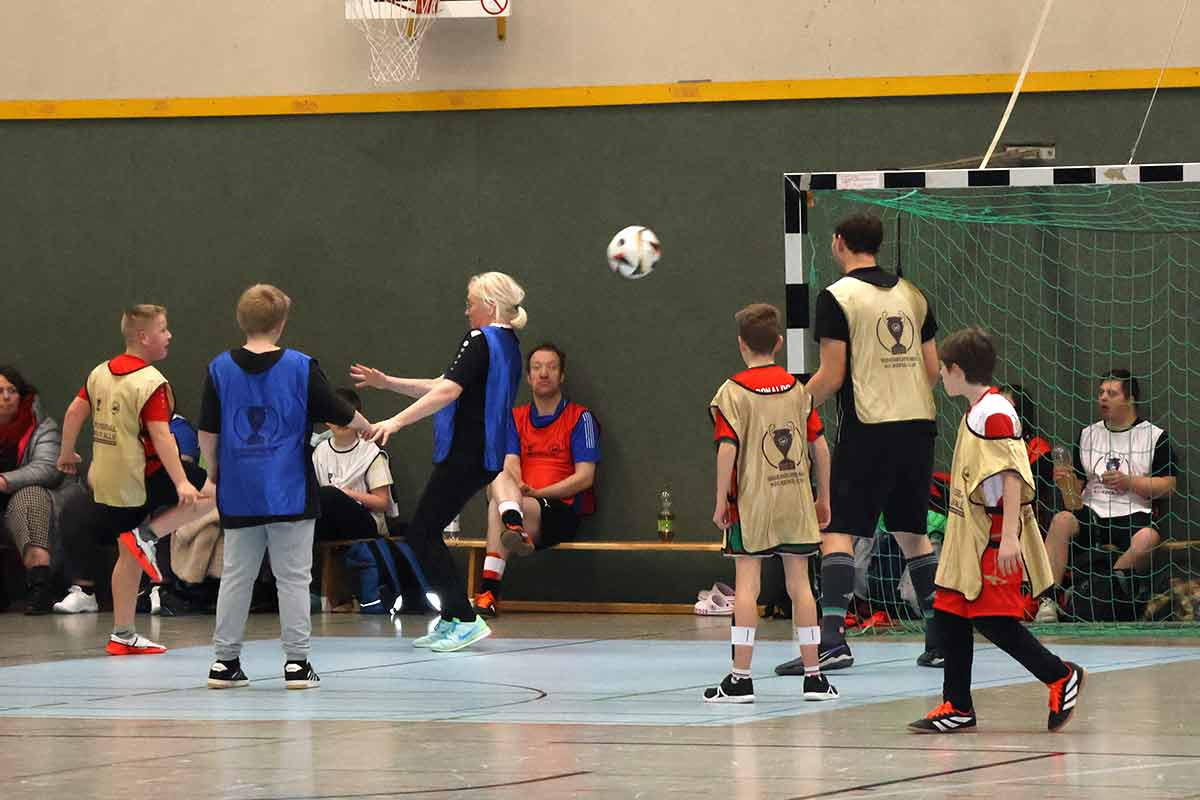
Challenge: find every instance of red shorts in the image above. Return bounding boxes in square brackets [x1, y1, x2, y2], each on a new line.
[934, 545, 1026, 619]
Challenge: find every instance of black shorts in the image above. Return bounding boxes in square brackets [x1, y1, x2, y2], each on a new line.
[829, 424, 935, 539]
[89, 462, 208, 542]
[1073, 507, 1156, 552]
[535, 498, 581, 550]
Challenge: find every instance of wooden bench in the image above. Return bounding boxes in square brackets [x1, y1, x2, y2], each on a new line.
[315, 535, 724, 613]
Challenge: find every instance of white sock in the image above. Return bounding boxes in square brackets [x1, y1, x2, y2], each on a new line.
[731, 666, 752, 681]
[498, 501, 522, 517]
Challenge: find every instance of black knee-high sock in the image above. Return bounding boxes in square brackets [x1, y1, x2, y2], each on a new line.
[907, 551, 940, 649]
[819, 552, 856, 645]
[936, 609, 975, 711]
[973, 616, 1070, 684]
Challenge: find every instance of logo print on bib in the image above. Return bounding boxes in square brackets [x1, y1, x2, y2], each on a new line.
[234, 405, 280, 447]
[761, 422, 800, 471]
[876, 310, 915, 355]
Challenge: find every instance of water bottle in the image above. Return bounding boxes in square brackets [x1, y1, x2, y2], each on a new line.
[1051, 445, 1083, 511]
[443, 514, 460, 542]
[657, 489, 675, 542]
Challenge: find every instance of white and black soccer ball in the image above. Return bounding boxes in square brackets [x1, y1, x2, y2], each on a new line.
[606, 225, 661, 280]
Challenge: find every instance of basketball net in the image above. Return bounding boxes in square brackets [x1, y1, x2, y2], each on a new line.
[348, 0, 440, 83]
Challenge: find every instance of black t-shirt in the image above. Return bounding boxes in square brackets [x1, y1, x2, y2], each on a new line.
[441, 329, 501, 466]
[813, 266, 938, 435]
[199, 348, 356, 528]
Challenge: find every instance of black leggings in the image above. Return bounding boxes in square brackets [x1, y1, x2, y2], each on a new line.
[938, 608, 1070, 712]
[314, 486, 379, 542]
[405, 460, 498, 622]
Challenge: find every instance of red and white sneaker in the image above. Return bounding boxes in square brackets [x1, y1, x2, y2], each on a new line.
[473, 590, 500, 618]
[908, 701, 977, 733]
[106, 632, 167, 656]
[118, 530, 162, 583]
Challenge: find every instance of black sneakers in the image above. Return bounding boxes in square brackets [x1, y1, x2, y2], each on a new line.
[916, 649, 946, 668]
[1047, 661, 1085, 732]
[803, 673, 840, 701]
[818, 642, 855, 670]
[703, 674, 755, 704]
[908, 701, 977, 733]
[284, 660, 321, 690]
[208, 659, 249, 689]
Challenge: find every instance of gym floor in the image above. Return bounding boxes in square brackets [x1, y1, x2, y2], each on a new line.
[1, 611, 1198, 799]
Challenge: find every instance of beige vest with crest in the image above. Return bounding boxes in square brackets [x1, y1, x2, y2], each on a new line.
[86, 362, 174, 507]
[936, 414, 1054, 601]
[826, 275, 936, 424]
[709, 378, 820, 553]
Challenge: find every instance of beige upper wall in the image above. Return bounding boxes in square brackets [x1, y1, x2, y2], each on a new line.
[2, 0, 1198, 100]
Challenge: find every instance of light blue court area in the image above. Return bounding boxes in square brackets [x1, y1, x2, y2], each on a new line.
[1, 635, 1197, 727]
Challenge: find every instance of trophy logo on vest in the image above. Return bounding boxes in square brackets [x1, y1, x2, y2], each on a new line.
[761, 422, 800, 472]
[235, 405, 280, 449]
[876, 310, 915, 355]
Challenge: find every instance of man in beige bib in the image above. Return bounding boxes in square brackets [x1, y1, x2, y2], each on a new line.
[777, 213, 943, 676]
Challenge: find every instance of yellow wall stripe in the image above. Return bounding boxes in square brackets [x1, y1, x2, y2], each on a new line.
[2, 67, 1199, 120]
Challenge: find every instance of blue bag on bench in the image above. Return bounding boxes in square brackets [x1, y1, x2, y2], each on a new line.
[343, 539, 436, 614]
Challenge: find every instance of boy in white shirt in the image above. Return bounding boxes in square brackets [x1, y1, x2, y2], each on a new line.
[312, 389, 397, 541]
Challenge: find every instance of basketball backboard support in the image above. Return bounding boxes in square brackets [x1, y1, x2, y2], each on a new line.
[345, 0, 511, 40]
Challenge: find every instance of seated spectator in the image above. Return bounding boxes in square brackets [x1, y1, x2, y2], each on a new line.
[0, 366, 65, 614]
[312, 388, 397, 541]
[1038, 369, 1177, 622]
[472, 343, 599, 617]
[999, 384, 1055, 530]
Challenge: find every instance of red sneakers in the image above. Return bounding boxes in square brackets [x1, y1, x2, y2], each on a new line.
[118, 531, 162, 583]
[473, 590, 500, 618]
[106, 633, 167, 656]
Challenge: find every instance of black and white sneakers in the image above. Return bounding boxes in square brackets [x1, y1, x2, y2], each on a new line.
[803, 673, 840, 701]
[1047, 661, 1085, 732]
[703, 674, 755, 704]
[284, 660, 321, 690]
[908, 701, 977, 733]
[207, 659, 249, 689]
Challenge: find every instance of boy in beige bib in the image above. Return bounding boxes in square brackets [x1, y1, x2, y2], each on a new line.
[703, 304, 838, 704]
[909, 328, 1085, 734]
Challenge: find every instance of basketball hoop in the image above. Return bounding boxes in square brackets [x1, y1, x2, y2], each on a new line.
[346, 0, 441, 83]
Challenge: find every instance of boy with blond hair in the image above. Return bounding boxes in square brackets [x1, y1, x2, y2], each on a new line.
[200, 285, 371, 690]
[910, 327, 1084, 733]
[705, 303, 838, 703]
[57, 304, 212, 654]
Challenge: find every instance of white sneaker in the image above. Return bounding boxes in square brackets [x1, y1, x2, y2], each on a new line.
[1035, 597, 1060, 623]
[54, 585, 99, 614]
[149, 586, 162, 616]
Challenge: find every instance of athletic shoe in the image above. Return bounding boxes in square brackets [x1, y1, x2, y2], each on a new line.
[106, 632, 167, 656]
[208, 659, 250, 689]
[803, 673, 840, 701]
[473, 590, 500, 618]
[118, 530, 162, 583]
[818, 642, 855, 670]
[413, 618, 456, 648]
[774, 656, 807, 676]
[284, 660, 320, 690]
[917, 649, 945, 668]
[1047, 661, 1086, 732]
[24, 573, 55, 616]
[500, 510, 534, 556]
[1035, 597, 1060, 623]
[908, 701, 977, 733]
[149, 585, 162, 616]
[53, 585, 99, 614]
[430, 617, 492, 652]
[703, 673, 755, 704]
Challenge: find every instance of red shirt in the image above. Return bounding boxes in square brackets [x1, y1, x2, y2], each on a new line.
[78, 354, 171, 475]
[712, 365, 823, 444]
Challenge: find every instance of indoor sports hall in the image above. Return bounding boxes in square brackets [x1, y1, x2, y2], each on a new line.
[2, 2, 1200, 798]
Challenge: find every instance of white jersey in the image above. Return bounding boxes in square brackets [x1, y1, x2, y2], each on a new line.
[312, 438, 397, 534]
[1077, 418, 1173, 518]
[965, 390, 1022, 507]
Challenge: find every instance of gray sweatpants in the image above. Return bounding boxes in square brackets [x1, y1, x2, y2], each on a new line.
[213, 519, 314, 662]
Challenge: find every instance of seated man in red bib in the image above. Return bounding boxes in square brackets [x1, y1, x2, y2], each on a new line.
[472, 343, 600, 617]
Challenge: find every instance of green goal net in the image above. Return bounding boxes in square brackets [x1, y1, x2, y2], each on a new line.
[801, 181, 1198, 634]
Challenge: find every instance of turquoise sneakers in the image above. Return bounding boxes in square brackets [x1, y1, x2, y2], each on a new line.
[430, 617, 492, 652]
[412, 619, 456, 648]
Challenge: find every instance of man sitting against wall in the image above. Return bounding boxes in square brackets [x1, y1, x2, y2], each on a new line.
[472, 343, 600, 617]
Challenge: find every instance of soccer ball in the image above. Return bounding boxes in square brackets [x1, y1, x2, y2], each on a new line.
[606, 226, 661, 280]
